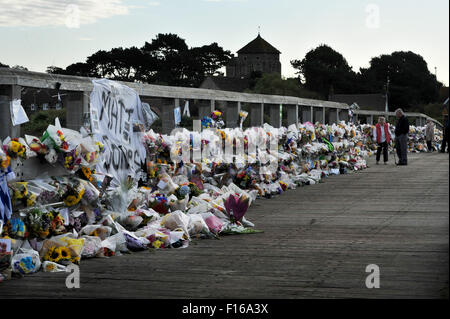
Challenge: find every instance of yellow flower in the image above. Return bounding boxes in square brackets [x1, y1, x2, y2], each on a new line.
[58, 247, 71, 260]
[71, 256, 80, 264]
[152, 240, 163, 249]
[1, 155, 10, 169]
[45, 263, 56, 272]
[45, 246, 61, 263]
[26, 194, 36, 207]
[38, 229, 50, 239]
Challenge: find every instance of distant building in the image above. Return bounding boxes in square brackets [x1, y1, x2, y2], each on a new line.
[226, 34, 281, 79]
[200, 34, 281, 92]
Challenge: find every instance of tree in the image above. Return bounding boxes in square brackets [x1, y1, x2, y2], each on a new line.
[190, 43, 233, 76]
[142, 33, 189, 86]
[86, 50, 114, 78]
[64, 62, 96, 77]
[291, 45, 357, 97]
[360, 51, 442, 110]
[100, 47, 149, 81]
[11, 65, 29, 71]
[46, 66, 66, 74]
[46, 33, 232, 87]
[0, 62, 9, 68]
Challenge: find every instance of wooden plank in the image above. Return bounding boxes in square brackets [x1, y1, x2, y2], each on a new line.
[0, 152, 448, 298]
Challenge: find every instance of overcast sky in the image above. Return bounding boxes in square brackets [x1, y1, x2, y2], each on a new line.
[0, 0, 448, 85]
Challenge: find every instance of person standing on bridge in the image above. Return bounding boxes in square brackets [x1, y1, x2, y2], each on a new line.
[425, 119, 435, 152]
[394, 108, 409, 166]
[373, 116, 391, 164]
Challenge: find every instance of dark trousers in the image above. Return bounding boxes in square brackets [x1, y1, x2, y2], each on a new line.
[395, 134, 408, 164]
[376, 141, 388, 162]
[426, 140, 433, 152]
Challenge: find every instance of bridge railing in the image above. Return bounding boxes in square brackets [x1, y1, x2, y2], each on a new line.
[0, 67, 442, 139]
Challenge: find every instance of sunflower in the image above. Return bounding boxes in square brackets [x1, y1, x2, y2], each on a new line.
[81, 166, 93, 182]
[58, 247, 71, 261]
[44, 246, 62, 263]
[71, 256, 80, 264]
[63, 187, 85, 207]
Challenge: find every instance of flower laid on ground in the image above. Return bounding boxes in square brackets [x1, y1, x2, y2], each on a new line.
[14, 256, 36, 274]
[224, 193, 250, 224]
[24, 208, 53, 239]
[44, 246, 71, 265]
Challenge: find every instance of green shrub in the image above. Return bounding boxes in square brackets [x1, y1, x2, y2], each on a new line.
[21, 109, 67, 137]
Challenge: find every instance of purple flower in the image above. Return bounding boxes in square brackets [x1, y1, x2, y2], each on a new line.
[224, 194, 250, 223]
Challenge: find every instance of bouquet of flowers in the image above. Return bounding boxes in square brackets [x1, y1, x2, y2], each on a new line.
[41, 123, 69, 153]
[148, 193, 170, 215]
[23, 208, 54, 239]
[9, 182, 38, 208]
[211, 110, 225, 129]
[42, 261, 67, 272]
[174, 184, 191, 200]
[223, 193, 250, 224]
[61, 179, 86, 207]
[81, 140, 104, 167]
[25, 135, 48, 156]
[12, 248, 41, 275]
[3, 217, 28, 239]
[5, 139, 27, 160]
[0, 239, 12, 282]
[0, 148, 11, 173]
[201, 116, 213, 129]
[239, 110, 248, 129]
[41, 235, 85, 265]
[43, 246, 72, 265]
[62, 147, 82, 172]
[187, 182, 202, 199]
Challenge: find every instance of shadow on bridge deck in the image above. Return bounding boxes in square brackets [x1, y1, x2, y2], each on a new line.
[0, 153, 448, 299]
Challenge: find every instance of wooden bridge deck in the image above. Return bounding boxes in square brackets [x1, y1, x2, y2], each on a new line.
[0, 153, 448, 299]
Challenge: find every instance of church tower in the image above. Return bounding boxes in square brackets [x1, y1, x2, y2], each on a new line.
[226, 34, 281, 79]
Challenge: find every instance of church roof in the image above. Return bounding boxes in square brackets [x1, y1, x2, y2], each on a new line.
[237, 34, 281, 54]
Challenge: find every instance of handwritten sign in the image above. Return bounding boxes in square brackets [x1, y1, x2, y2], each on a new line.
[90, 79, 146, 185]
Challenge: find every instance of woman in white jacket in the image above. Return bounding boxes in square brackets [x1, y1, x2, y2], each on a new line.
[373, 117, 392, 165]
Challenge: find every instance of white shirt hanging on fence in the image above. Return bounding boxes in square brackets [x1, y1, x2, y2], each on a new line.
[174, 106, 182, 125]
[10, 99, 29, 126]
[183, 101, 190, 118]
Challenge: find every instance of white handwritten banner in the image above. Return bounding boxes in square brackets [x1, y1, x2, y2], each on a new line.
[90, 79, 146, 185]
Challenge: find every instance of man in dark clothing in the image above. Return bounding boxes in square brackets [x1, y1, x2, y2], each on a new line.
[440, 115, 449, 153]
[394, 108, 409, 165]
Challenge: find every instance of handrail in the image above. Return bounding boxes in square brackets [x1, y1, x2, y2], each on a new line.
[0, 67, 443, 128]
[0, 67, 347, 108]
